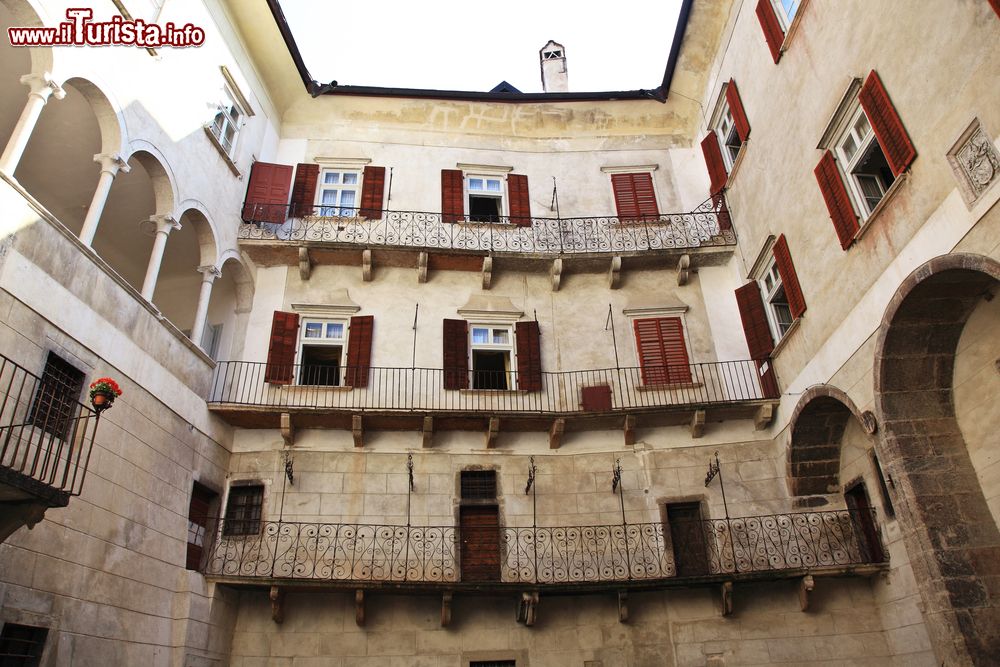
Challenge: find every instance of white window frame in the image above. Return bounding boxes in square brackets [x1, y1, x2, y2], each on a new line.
[210, 86, 244, 158]
[833, 105, 895, 220]
[758, 256, 794, 342]
[469, 323, 516, 390]
[464, 174, 508, 222]
[770, 0, 802, 30]
[316, 168, 363, 217]
[297, 318, 348, 386]
[708, 88, 743, 175]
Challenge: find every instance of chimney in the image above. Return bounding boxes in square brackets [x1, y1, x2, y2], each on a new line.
[539, 40, 568, 93]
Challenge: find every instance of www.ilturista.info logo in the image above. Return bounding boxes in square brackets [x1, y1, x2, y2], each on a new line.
[7, 8, 205, 47]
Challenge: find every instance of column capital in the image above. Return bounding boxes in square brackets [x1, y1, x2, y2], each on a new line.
[94, 153, 130, 177]
[197, 265, 221, 282]
[19, 73, 65, 102]
[147, 215, 180, 235]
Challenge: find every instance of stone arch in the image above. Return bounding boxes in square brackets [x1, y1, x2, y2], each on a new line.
[125, 141, 177, 217]
[175, 200, 219, 268]
[874, 252, 1000, 665]
[58, 75, 126, 156]
[218, 250, 254, 313]
[787, 385, 864, 496]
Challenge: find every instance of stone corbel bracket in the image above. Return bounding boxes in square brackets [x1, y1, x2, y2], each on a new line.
[298, 247, 312, 281]
[362, 249, 373, 282]
[677, 254, 691, 286]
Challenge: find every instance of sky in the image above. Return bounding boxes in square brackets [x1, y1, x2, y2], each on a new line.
[279, 0, 684, 93]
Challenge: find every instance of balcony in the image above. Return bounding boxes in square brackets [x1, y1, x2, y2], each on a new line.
[0, 353, 100, 533]
[238, 198, 735, 277]
[201, 510, 888, 599]
[208, 361, 778, 440]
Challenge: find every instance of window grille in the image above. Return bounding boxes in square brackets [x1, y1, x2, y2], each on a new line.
[223, 484, 263, 536]
[461, 470, 497, 500]
[27, 352, 85, 440]
[0, 623, 48, 666]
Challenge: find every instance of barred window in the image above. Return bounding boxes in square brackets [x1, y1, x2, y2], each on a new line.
[0, 623, 48, 666]
[27, 353, 85, 440]
[223, 484, 263, 536]
[461, 470, 497, 501]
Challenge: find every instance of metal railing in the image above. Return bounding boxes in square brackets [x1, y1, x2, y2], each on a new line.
[208, 360, 773, 413]
[238, 197, 735, 255]
[201, 510, 886, 585]
[0, 354, 100, 502]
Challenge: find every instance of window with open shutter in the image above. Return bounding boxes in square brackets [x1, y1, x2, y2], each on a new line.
[186, 483, 216, 571]
[700, 134, 728, 195]
[726, 80, 751, 142]
[735, 283, 774, 360]
[242, 161, 292, 224]
[290, 163, 319, 217]
[359, 166, 386, 219]
[634, 317, 693, 386]
[772, 234, 806, 319]
[514, 321, 542, 391]
[265, 311, 299, 384]
[443, 319, 469, 389]
[814, 150, 860, 249]
[345, 315, 374, 388]
[610, 173, 660, 221]
[858, 71, 916, 177]
[441, 169, 465, 223]
[507, 174, 531, 227]
[755, 0, 785, 63]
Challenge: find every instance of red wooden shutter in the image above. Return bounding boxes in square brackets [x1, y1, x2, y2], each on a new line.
[859, 70, 916, 177]
[265, 311, 299, 384]
[186, 483, 214, 570]
[345, 315, 374, 388]
[735, 283, 774, 360]
[700, 133, 728, 195]
[726, 79, 751, 142]
[611, 173, 660, 221]
[242, 161, 293, 224]
[814, 150, 859, 249]
[359, 166, 386, 219]
[442, 319, 469, 389]
[772, 234, 806, 319]
[441, 169, 465, 223]
[290, 163, 319, 217]
[991, 0, 1000, 17]
[757, 359, 780, 399]
[508, 174, 531, 227]
[634, 317, 692, 386]
[755, 0, 784, 64]
[515, 321, 542, 391]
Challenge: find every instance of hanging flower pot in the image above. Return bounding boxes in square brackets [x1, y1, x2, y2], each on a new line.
[89, 377, 122, 412]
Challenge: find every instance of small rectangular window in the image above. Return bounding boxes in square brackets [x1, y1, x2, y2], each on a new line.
[27, 352, 85, 440]
[210, 86, 243, 157]
[466, 175, 505, 222]
[317, 169, 361, 217]
[758, 259, 793, 341]
[469, 325, 513, 390]
[223, 484, 263, 536]
[461, 470, 497, 501]
[0, 623, 48, 666]
[835, 107, 895, 218]
[298, 318, 347, 386]
[869, 450, 896, 519]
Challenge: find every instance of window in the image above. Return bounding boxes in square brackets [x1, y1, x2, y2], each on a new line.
[758, 257, 794, 341]
[633, 317, 693, 385]
[201, 324, 223, 361]
[702, 80, 750, 193]
[716, 104, 742, 171]
[834, 107, 895, 218]
[210, 86, 243, 157]
[317, 169, 361, 217]
[870, 450, 896, 519]
[466, 175, 505, 222]
[815, 71, 916, 249]
[187, 482, 217, 570]
[770, 0, 801, 28]
[0, 623, 48, 666]
[27, 352, 85, 440]
[470, 325, 513, 390]
[298, 319, 346, 386]
[461, 470, 498, 500]
[223, 484, 263, 536]
[609, 172, 660, 221]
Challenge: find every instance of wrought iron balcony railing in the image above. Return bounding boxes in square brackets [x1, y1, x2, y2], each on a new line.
[238, 197, 735, 255]
[208, 360, 774, 414]
[201, 510, 887, 587]
[0, 354, 100, 504]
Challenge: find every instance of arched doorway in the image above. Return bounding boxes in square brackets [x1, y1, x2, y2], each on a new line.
[874, 253, 1000, 665]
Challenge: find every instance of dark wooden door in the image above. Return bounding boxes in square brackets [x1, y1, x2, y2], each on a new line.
[667, 503, 709, 576]
[460, 505, 501, 581]
[845, 482, 884, 563]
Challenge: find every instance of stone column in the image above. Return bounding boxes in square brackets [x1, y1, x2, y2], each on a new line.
[190, 265, 221, 347]
[0, 73, 66, 175]
[140, 215, 180, 301]
[79, 153, 130, 246]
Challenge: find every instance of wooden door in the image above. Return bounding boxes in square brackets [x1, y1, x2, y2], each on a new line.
[460, 505, 501, 582]
[845, 482, 885, 563]
[667, 503, 709, 576]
